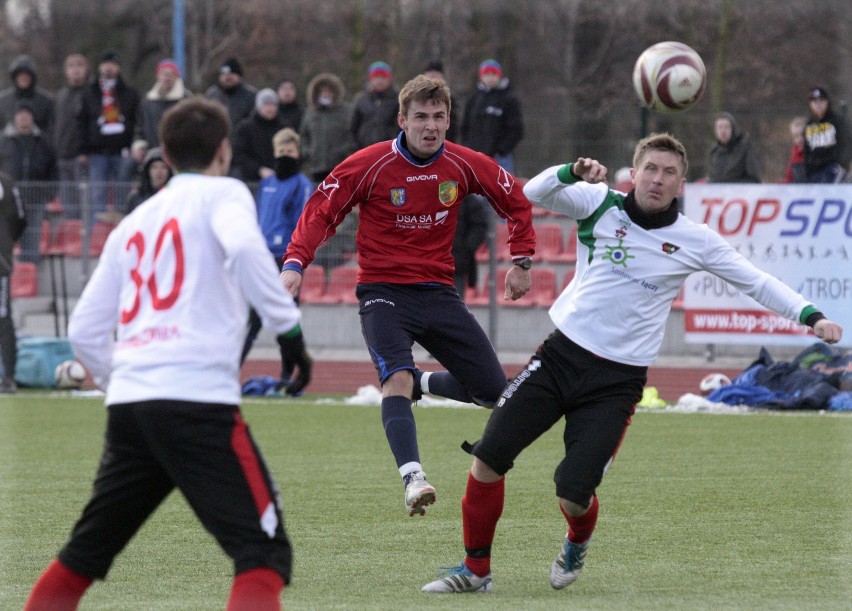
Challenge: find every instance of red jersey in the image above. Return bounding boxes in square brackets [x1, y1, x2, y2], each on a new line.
[284, 135, 535, 284]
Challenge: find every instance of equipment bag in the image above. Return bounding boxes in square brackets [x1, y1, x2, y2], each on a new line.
[15, 336, 75, 388]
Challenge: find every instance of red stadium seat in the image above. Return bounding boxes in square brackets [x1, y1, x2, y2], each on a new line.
[314, 265, 358, 304]
[298, 265, 326, 303]
[43, 220, 83, 257]
[88, 221, 117, 257]
[11, 262, 38, 297]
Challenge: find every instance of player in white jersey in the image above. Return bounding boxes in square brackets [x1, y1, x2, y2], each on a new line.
[422, 133, 843, 594]
[25, 97, 310, 611]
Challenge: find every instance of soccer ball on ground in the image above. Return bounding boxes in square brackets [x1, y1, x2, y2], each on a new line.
[55, 359, 87, 389]
[632, 41, 706, 112]
[699, 372, 731, 395]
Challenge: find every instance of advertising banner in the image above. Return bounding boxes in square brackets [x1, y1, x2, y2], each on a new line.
[682, 184, 851, 347]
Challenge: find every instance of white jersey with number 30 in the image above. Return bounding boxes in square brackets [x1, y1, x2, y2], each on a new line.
[69, 174, 301, 405]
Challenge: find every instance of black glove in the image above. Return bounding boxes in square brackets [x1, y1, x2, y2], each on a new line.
[276, 329, 312, 395]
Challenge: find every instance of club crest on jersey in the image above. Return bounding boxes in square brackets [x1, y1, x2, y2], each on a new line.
[661, 242, 681, 254]
[438, 181, 458, 206]
[390, 188, 406, 206]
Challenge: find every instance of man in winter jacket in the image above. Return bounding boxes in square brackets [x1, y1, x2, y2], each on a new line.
[204, 57, 256, 137]
[803, 86, 850, 183]
[0, 101, 57, 264]
[351, 61, 399, 150]
[707, 111, 762, 183]
[461, 59, 524, 173]
[76, 52, 140, 225]
[0, 54, 54, 136]
[232, 89, 289, 182]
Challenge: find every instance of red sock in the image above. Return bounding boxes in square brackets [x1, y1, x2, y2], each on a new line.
[560, 495, 599, 544]
[227, 568, 284, 611]
[462, 473, 504, 577]
[24, 558, 93, 611]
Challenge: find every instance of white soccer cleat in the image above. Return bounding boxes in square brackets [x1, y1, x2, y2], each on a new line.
[421, 563, 493, 593]
[404, 471, 436, 516]
[550, 537, 590, 589]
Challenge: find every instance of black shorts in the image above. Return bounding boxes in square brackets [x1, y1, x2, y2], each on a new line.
[58, 401, 292, 582]
[470, 330, 646, 506]
[357, 283, 507, 404]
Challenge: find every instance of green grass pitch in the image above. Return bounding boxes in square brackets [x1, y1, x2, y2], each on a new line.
[1, 393, 850, 609]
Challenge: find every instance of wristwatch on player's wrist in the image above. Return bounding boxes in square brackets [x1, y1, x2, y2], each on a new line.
[513, 257, 533, 270]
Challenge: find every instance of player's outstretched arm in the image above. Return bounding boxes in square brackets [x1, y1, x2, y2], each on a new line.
[813, 319, 843, 344]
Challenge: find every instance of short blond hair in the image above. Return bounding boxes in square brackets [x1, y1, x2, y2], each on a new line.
[273, 127, 300, 149]
[633, 132, 688, 176]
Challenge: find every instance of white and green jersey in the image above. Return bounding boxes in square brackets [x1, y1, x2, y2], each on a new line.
[524, 165, 814, 366]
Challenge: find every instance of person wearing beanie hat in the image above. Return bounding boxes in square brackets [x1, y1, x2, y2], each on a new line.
[461, 58, 524, 173]
[77, 48, 141, 228]
[231, 87, 289, 181]
[132, 57, 191, 160]
[255, 87, 279, 111]
[707, 111, 761, 183]
[478, 59, 503, 79]
[803, 85, 850, 183]
[351, 60, 399, 149]
[0, 53, 54, 134]
[204, 56, 256, 135]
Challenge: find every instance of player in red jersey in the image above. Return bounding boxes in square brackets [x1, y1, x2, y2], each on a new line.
[281, 75, 536, 517]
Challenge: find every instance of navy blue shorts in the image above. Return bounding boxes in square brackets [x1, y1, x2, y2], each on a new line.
[357, 283, 507, 405]
[469, 330, 647, 506]
[58, 401, 292, 582]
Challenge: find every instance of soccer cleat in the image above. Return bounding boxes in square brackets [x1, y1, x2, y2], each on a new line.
[550, 537, 589, 589]
[404, 471, 436, 516]
[421, 562, 493, 593]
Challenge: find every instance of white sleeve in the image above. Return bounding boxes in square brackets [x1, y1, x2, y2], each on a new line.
[703, 229, 810, 321]
[209, 186, 302, 336]
[67, 233, 123, 389]
[523, 165, 610, 219]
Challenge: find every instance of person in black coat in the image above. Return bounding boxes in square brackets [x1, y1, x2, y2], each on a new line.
[461, 59, 524, 173]
[0, 101, 57, 264]
[76, 52, 140, 224]
[231, 88, 289, 182]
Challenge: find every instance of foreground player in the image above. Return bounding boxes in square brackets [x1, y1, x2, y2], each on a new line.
[422, 133, 842, 593]
[281, 75, 535, 516]
[25, 97, 310, 611]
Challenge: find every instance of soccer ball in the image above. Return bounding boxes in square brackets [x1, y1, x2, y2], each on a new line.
[55, 359, 86, 389]
[699, 372, 731, 395]
[632, 41, 706, 112]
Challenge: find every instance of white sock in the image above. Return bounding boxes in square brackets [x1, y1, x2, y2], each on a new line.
[420, 371, 432, 394]
[399, 461, 422, 478]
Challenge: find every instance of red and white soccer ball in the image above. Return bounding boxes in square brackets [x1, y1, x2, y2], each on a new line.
[55, 359, 86, 389]
[699, 372, 731, 395]
[632, 41, 707, 112]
